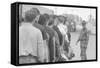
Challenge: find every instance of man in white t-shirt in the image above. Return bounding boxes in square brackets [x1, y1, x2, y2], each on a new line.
[19, 8, 45, 64]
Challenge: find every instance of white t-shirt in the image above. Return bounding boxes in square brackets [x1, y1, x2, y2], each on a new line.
[19, 22, 45, 62]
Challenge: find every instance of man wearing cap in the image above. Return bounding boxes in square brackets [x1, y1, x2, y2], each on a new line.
[76, 20, 89, 60]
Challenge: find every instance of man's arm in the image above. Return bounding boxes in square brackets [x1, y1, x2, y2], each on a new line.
[76, 31, 82, 45]
[87, 30, 90, 41]
[37, 30, 45, 62]
[54, 31, 60, 45]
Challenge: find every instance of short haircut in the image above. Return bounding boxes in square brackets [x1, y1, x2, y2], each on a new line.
[24, 9, 36, 22]
[38, 14, 49, 25]
[48, 15, 55, 26]
[44, 14, 49, 20]
[30, 8, 40, 15]
[58, 15, 66, 23]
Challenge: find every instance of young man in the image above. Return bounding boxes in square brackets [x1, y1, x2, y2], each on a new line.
[38, 14, 56, 62]
[52, 16, 64, 61]
[48, 15, 61, 62]
[19, 9, 45, 64]
[76, 20, 89, 60]
[53, 15, 63, 46]
[31, 8, 48, 41]
[57, 16, 75, 61]
[57, 16, 69, 43]
[31, 8, 49, 62]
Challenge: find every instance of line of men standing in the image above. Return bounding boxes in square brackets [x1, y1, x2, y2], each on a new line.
[19, 7, 89, 64]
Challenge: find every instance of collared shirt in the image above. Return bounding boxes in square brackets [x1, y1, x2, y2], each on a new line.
[53, 26, 63, 45]
[19, 22, 45, 62]
[57, 23, 67, 35]
[79, 28, 89, 41]
[79, 28, 89, 48]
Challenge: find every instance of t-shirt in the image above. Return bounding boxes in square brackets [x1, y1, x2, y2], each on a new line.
[19, 23, 45, 62]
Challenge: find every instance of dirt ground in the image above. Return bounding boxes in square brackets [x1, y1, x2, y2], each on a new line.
[69, 32, 96, 61]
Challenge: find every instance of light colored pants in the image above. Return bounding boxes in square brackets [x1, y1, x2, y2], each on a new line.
[19, 55, 39, 64]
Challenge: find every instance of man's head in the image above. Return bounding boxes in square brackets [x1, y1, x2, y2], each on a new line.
[58, 15, 66, 24]
[30, 8, 40, 15]
[82, 20, 86, 28]
[38, 14, 49, 26]
[24, 9, 37, 23]
[30, 8, 40, 23]
[48, 15, 55, 26]
[53, 15, 59, 26]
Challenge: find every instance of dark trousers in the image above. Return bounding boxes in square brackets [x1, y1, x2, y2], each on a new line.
[48, 38, 55, 62]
